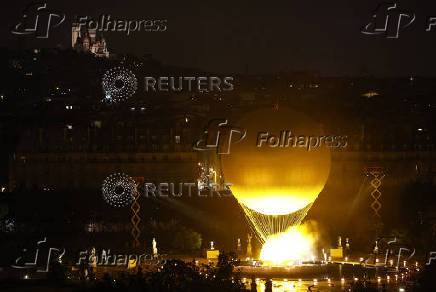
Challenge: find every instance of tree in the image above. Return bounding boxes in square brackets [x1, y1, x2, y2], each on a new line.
[173, 226, 202, 251]
[172, 226, 202, 251]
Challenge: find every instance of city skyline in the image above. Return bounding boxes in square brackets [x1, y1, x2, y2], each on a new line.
[2, 1, 436, 76]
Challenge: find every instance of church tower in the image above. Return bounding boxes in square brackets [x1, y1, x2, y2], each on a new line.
[72, 22, 110, 57]
[72, 23, 81, 48]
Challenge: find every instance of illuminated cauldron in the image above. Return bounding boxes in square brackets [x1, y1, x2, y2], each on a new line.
[221, 107, 332, 264]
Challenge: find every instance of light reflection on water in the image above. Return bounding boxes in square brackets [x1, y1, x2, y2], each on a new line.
[242, 279, 406, 292]
[239, 263, 411, 291]
[246, 279, 341, 292]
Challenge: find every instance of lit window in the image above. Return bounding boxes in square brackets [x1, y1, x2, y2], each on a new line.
[175, 135, 181, 144]
[93, 121, 102, 128]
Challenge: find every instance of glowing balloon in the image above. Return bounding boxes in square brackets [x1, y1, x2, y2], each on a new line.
[221, 107, 331, 216]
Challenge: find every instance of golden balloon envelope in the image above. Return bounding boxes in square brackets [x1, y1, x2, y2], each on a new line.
[221, 108, 331, 215]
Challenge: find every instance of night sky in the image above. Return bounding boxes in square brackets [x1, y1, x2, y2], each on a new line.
[2, 0, 436, 76]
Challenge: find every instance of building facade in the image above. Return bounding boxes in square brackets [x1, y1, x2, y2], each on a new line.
[72, 23, 110, 58]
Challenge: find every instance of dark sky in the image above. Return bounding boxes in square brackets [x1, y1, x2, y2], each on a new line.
[2, 0, 436, 76]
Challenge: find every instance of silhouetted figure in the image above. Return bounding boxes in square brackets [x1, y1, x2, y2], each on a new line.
[88, 264, 95, 281]
[250, 275, 257, 292]
[136, 266, 143, 277]
[79, 258, 88, 280]
[47, 260, 66, 283]
[265, 279, 272, 292]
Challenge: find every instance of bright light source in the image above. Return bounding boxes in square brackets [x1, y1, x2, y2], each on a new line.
[362, 91, 379, 98]
[260, 225, 315, 266]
